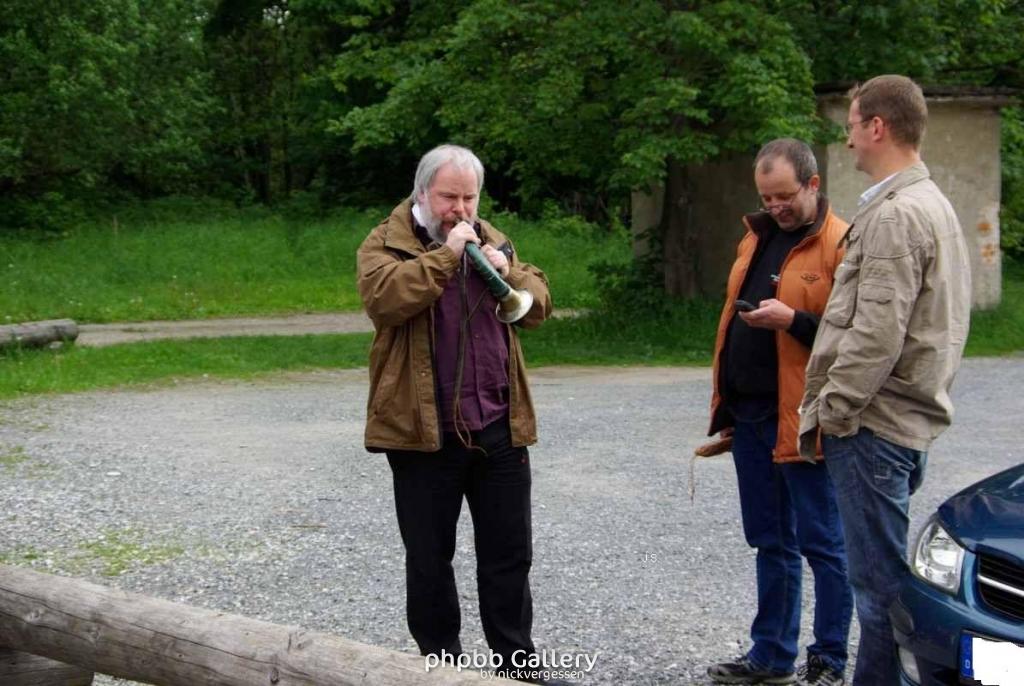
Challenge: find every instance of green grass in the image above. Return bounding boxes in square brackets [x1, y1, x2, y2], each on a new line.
[489, 211, 630, 311]
[76, 528, 185, 577]
[1, 204, 378, 322]
[0, 200, 628, 323]
[521, 299, 720, 366]
[0, 529, 185, 576]
[964, 261, 1024, 356]
[0, 445, 29, 467]
[0, 334, 372, 399]
[0, 545, 44, 566]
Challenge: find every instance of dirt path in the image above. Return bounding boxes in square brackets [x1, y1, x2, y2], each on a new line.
[76, 309, 581, 347]
[77, 313, 375, 347]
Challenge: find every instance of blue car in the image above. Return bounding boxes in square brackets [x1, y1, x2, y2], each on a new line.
[892, 462, 1024, 685]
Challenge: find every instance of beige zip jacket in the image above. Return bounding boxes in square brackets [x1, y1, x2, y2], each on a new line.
[357, 200, 552, 453]
[798, 162, 971, 457]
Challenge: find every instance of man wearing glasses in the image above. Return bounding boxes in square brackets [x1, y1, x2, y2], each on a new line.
[707, 138, 852, 686]
[798, 75, 971, 685]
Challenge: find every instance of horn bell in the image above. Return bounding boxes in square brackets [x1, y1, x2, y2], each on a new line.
[495, 288, 534, 324]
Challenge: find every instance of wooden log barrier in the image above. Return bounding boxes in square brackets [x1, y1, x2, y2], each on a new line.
[0, 647, 93, 685]
[0, 565, 514, 685]
[0, 320, 79, 350]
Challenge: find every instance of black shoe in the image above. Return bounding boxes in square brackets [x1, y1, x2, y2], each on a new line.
[795, 654, 845, 686]
[708, 655, 797, 684]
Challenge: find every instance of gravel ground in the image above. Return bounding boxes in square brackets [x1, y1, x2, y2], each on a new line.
[1, 358, 1022, 684]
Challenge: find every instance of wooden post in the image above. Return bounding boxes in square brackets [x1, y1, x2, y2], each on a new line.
[0, 648, 93, 685]
[0, 320, 79, 350]
[0, 565, 515, 685]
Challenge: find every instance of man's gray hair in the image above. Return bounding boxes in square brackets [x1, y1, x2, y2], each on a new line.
[410, 144, 485, 201]
[754, 138, 818, 185]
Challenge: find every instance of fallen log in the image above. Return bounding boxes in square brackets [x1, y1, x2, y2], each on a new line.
[0, 320, 79, 350]
[0, 647, 93, 685]
[0, 564, 513, 685]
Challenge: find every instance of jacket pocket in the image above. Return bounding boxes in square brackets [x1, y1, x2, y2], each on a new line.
[860, 283, 894, 305]
[368, 332, 410, 414]
[824, 262, 860, 328]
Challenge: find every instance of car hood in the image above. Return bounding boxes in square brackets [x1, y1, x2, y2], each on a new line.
[939, 463, 1024, 561]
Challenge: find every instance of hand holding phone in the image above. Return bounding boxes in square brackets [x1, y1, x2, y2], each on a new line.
[734, 299, 757, 313]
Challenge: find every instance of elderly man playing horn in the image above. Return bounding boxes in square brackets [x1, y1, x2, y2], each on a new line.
[357, 144, 559, 684]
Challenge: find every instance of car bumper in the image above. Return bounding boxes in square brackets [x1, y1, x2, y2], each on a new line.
[892, 555, 1024, 686]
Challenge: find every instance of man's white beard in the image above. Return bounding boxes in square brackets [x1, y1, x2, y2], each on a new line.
[414, 202, 474, 244]
[413, 202, 445, 244]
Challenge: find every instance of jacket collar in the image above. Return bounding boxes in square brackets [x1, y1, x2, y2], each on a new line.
[743, 194, 831, 240]
[851, 161, 931, 224]
[382, 199, 427, 256]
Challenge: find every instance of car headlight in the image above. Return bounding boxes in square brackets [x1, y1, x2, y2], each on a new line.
[912, 517, 965, 594]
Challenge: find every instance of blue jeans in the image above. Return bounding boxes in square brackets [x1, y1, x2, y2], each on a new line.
[732, 418, 853, 674]
[823, 428, 927, 686]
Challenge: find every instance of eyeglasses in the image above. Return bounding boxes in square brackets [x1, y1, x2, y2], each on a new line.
[759, 185, 806, 213]
[844, 118, 871, 135]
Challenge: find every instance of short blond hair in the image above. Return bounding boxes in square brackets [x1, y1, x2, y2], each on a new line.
[848, 75, 928, 149]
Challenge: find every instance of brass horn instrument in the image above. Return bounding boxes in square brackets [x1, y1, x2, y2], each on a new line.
[464, 241, 534, 324]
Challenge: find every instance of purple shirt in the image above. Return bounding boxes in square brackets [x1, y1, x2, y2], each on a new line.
[418, 226, 511, 434]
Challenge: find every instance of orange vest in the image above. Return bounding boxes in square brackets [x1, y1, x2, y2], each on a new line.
[709, 202, 847, 462]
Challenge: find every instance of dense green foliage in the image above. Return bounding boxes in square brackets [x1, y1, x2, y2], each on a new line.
[331, 0, 820, 216]
[2, 0, 1021, 229]
[0, 1, 214, 227]
[776, 0, 1024, 85]
[1002, 107, 1024, 259]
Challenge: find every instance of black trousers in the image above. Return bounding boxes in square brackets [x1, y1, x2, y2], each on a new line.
[386, 419, 535, 663]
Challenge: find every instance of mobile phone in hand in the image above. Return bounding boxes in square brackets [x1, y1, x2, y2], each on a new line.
[734, 299, 757, 313]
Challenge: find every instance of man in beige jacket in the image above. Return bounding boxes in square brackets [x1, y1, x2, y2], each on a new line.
[798, 75, 971, 685]
[357, 145, 563, 684]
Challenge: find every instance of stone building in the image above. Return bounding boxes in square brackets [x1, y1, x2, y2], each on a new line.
[632, 87, 1013, 309]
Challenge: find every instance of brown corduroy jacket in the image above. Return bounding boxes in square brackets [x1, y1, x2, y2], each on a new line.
[357, 199, 552, 452]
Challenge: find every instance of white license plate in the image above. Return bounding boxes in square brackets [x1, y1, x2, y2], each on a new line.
[961, 633, 1024, 685]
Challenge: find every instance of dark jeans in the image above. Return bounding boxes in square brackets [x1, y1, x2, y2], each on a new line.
[386, 419, 534, 664]
[732, 417, 853, 674]
[823, 428, 927, 686]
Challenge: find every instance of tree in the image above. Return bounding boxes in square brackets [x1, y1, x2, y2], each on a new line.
[328, 0, 818, 294]
[772, 0, 1023, 87]
[0, 0, 214, 226]
[204, 0, 332, 203]
[775, 0, 1024, 260]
